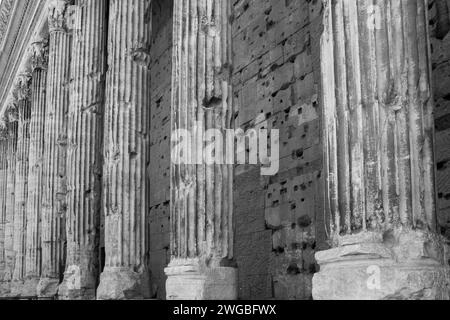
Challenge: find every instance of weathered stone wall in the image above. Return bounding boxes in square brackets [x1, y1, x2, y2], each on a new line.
[149, 0, 173, 299]
[232, 0, 324, 300]
[430, 0, 450, 248]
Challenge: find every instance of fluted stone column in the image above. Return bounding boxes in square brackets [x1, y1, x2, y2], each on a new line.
[59, 0, 107, 300]
[1, 114, 18, 295]
[23, 39, 49, 297]
[165, 0, 237, 300]
[11, 74, 32, 297]
[0, 122, 8, 284]
[313, 0, 450, 300]
[38, 0, 72, 298]
[96, 0, 152, 300]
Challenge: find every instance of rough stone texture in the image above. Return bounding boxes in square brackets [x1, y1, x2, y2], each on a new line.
[232, 0, 324, 300]
[61, 0, 107, 300]
[166, 262, 238, 300]
[313, 230, 450, 300]
[165, 0, 237, 300]
[97, 0, 152, 300]
[39, 0, 72, 299]
[23, 39, 48, 298]
[313, 0, 450, 300]
[430, 0, 450, 255]
[148, 0, 173, 300]
[0, 0, 450, 300]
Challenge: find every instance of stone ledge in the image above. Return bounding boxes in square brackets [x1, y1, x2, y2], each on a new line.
[313, 258, 450, 300]
[165, 260, 238, 300]
[97, 267, 152, 300]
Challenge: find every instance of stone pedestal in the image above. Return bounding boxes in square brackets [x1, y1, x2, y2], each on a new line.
[58, 249, 98, 300]
[21, 278, 40, 297]
[313, 230, 450, 300]
[37, 277, 60, 298]
[165, 261, 238, 300]
[97, 267, 152, 300]
[10, 280, 25, 298]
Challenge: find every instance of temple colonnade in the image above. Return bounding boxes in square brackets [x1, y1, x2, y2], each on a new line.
[0, 0, 448, 300]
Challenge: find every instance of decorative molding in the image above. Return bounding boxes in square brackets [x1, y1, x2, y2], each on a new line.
[48, 0, 70, 33]
[5, 99, 18, 123]
[0, 0, 15, 52]
[0, 113, 7, 138]
[0, 0, 49, 119]
[15, 72, 32, 101]
[30, 37, 49, 71]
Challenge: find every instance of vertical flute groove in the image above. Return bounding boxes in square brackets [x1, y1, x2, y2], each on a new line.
[102, 0, 151, 270]
[41, 0, 72, 286]
[13, 96, 32, 281]
[170, 0, 234, 262]
[3, 121, 18, 282]
[322, 0, 437, 240]
[63, 0, 106, 297]
[25, 40, 49, 281]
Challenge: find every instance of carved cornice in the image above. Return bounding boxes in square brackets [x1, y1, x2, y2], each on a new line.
[0, 1, 48, 119]
[0, 0, 15, 52]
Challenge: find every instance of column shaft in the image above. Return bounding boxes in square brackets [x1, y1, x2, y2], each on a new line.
[97, 0, 152, 300]
[314, 0, 449, 300]
[62, 0, 107, 300]
[165, 0, 237, 300]
[12, 93, 32, 293]
[3, 121, 18, 285]
[0, 131, 8, 282]
[39, 0, 72, 298]
[0, 120, 18, 296]
[24, 40, 49, 297]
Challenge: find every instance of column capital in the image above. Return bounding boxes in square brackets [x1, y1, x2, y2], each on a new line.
[30, 38, 49, 71]
[5, 101, 19, 123]
[14, 73, 32, 102]
[48, 0, 70, 33]
[0, 116, 7, 140]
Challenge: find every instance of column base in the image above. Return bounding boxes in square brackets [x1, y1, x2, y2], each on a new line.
[165, 260, 238, 300]
[97, 267, 152, 300]
[313, 230, 450, 300]
[37, 277, 60, 299]
[58, 265, 97, 300]
[9, 280, 25, 298]
[21, 278, 40, 298]
[0, 281, 11, 297]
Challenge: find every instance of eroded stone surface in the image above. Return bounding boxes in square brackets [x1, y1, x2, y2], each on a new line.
[165, 0, 238, 300]
[97, 0, 152, 300]
[166, 261, 238, 300]
[315, 0, 450, 300]
[61, 0, 107, 300]
[0, 0, 449, 301]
